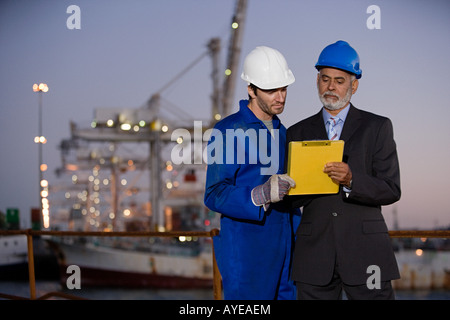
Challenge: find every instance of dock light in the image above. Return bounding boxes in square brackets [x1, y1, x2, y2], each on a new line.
[120, 123, 131, 131]
[151, 119, 162, 131]
[42, 199, 49, 210]
[33, 82, 49, 228]
[33, 83, 49, 93]
[43, 214, 49, 228]
[232, 22, 239, 29]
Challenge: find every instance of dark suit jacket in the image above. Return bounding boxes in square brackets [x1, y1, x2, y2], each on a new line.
[286, 104, 401, 286]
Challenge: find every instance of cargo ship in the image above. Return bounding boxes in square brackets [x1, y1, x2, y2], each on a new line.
[49, 233, 214, 288]
[0, 234, 28, 278]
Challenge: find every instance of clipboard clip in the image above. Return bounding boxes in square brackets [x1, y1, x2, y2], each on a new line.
[302, 140, 332, 147]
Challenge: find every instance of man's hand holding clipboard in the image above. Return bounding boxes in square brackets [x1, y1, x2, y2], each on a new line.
[286, 140, 345, 195]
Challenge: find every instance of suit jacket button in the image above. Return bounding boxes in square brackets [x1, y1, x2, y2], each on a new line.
[332, 212, 338, 217]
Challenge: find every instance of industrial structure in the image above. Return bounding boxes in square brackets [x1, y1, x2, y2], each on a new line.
[49, 0, 248, 234]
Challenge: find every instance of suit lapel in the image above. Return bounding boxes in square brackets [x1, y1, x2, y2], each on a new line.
[340, 104, 361, 142]
[310, 110, 329, 140]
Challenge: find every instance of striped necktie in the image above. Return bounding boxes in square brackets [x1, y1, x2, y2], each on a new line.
[327, 117, 339, 140]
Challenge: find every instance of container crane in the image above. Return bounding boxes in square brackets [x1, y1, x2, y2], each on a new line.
[54, 0, 248, 232]
[221, 0, 248, 119]
[210, 0, 248, 123]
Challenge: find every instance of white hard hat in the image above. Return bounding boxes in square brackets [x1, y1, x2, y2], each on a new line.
[241, 46, 295, 90]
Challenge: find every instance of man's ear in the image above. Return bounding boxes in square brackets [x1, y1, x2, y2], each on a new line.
[352, 79, 359, 94]
[247, 85, 257, 99]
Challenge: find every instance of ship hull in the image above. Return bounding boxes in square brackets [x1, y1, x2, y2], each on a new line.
[58, 264, 212, 288]
[53, 241, 214, 289]
[0, 235, 28, 280]
[393, 249, 450, 290]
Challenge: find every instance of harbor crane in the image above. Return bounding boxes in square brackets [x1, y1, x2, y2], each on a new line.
[54, 0, 248, 231]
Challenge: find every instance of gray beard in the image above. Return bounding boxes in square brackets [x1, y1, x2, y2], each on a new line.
[319, 88, 352, 111]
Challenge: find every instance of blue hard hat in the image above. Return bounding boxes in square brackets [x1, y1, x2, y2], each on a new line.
[315, 40, 362, 79]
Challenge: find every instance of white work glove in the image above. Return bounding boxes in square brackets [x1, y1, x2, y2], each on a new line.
[251, 174, 296, 211]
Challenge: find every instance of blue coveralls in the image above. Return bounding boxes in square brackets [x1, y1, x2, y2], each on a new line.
[204, 100, 300, 300]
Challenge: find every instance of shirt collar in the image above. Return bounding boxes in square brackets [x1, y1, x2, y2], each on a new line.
[322, 104, 350, 125]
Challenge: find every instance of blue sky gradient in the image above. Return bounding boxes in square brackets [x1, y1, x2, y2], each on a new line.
[1, 0, 449, 229]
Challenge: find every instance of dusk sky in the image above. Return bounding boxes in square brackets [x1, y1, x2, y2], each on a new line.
[1, 0, 450, 230]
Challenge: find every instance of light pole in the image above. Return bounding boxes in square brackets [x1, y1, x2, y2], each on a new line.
[33, 83, 49, 229]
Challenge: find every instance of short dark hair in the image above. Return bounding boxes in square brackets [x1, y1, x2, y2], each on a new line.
[248, 83, 258, 100]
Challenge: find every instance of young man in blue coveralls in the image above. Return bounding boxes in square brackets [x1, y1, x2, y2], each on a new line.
[204, 46, 300, 300]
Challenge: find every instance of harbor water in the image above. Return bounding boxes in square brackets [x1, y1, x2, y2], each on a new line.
[1, 280, 449, 300]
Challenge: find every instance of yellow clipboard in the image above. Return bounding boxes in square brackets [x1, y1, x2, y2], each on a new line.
[287, 140, 344, 195]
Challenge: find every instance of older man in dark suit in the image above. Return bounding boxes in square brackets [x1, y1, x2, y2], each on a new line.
[286, 40, 401, 299]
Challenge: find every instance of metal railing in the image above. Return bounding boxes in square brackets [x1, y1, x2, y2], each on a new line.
[0, 228, 221, 300]
[1, 229, 449, 300]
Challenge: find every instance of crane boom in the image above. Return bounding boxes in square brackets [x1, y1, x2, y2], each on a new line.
[221, 0, 248, 118]
[208, 38, 221, 125]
